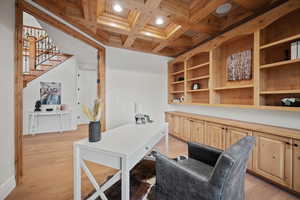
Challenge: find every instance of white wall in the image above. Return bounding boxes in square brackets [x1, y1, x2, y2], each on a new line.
[0, 0, 16, 198]
[23, 12, 42, 28]
[23, 57, 79, 134]
[77, 68, 97, 124]
[106, 47, 170, 129]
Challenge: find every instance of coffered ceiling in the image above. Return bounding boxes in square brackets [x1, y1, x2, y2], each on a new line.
[31, 0, 282, 57]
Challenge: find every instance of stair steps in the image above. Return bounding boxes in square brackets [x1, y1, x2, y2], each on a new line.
[23, 54, 71, 87]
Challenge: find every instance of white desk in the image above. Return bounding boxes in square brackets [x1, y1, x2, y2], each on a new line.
[28, 110, 71, 135]
[73, 123, 168, 200]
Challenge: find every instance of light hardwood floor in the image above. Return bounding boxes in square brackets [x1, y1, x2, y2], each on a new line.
[7, 125, 300, 200]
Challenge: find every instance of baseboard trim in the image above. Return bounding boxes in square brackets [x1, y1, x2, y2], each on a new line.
[0, 176, 16, 200]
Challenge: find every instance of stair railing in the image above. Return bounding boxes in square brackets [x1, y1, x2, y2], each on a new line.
[35, 36, 61, 67]
[23, 25, 47, 40]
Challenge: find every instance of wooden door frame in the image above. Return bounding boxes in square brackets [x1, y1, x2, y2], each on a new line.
[15, 0, 106, 184]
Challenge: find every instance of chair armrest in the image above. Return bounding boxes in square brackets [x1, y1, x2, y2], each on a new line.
[155, 152, 218, 200]
[188, 142, 222, 166]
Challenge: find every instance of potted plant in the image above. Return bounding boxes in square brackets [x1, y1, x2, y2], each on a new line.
[82, 99, 103, 142]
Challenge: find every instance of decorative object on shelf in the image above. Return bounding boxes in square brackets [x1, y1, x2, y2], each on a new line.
[291, 41, 300, 60]
[34, 100, 42, 112]
[227, 49, 252, 81]
[177, 77, 184, 81]
[192, 83, 201, 90]
[40, 82, 62, 105]
[173, 96, 184, 103]
[82, 99, 103, 142]
[281, 97, 300, 107]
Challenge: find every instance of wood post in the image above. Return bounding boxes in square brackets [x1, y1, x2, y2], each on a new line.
[28, 36, 36, 71]
[15, 0, 24, 184]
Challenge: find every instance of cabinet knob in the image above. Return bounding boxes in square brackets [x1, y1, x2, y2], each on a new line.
[293, 143, 299, 147]
[286, 142, 291, 145]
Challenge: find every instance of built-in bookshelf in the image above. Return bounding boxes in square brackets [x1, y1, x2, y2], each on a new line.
[211, 34, 254, 106]
[167, 8, 300, 111]
[259, 9, 300, 110]
[168, 61, 185, 104]
[186, 52, 210, 104]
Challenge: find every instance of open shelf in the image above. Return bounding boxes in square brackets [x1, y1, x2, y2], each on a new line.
[170, 91, 184, 94]
[186, 52, 209, 69]
[187, 75, 209, 81]
[187, 62, 209, 71]
[260, 33, 300, 50]
[215, 88, 254, 105]
[260, 58, 300, 69]
[260, 90, 300, 95]
[168, 61, 186, 104]
[187, 89, 209, 93]
[260, 9, 300, 47]
[171, 80, 184, 85]
[214, 85, 254, 91]
[171, 70, 184, 75]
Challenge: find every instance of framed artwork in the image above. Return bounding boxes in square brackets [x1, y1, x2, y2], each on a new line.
[227, 49, 252, 81]
[40, 82, 62, 105]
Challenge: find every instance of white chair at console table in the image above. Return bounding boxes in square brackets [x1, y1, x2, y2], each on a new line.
[73, 123, 169, 200]
[28, 110, 71, 135]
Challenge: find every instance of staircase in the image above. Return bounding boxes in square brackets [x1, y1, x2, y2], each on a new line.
[23, 25, 72, 87]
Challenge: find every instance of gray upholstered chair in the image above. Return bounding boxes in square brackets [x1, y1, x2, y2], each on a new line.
[154, 136, 255, 200]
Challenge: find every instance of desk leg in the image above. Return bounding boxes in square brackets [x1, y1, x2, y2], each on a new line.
[59, 113, 63, 133]
[121, 158, 130, 200]
[165, 127, 169, 154]
[74, 145, 81, 200]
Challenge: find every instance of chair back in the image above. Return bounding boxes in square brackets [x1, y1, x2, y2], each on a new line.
[209, 136, 255, 200]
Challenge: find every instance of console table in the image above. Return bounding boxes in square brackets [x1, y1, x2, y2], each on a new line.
[28, 110, 71, 135]
[73, 123, 168, 200]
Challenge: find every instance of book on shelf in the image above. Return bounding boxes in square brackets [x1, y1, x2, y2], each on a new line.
[298, 41, 300, 59]
[291, 41, 300, 59]
[291, 41, 297, 59]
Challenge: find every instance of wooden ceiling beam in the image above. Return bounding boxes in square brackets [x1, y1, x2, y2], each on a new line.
[123, 0, 162, 48]
[153, 0, 229, 53]
[32, 0, 109, 44]
[190, 0, 228, 23]
[234, 0, 274, 11]
[169, 15, 220, 34]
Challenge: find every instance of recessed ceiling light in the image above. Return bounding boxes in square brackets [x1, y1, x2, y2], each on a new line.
[145, 32, 151, 36]
[216, 3, 232, 15]
[113, 3, 123, 13]
[155, 17, 164, 25]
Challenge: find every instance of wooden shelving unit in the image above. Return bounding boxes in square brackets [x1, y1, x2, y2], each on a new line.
[211, 34, 254, 106]
[185, 52, 210, 104]
[259, 9, 300, 110]
[168, 61, 185, 103]
[167, 8, 300, 111]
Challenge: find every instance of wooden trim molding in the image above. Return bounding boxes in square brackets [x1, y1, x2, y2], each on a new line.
[15, 0, 24, 185]
[15, 0, 107, 184]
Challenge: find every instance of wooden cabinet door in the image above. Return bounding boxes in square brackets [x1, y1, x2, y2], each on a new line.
[181, 118, 191, 141]
[293, 139, 300, 193]
[253, 132, 292, 187]
[226, 127, 253, 169]
[172, 115, 181, 138]
[190, 120, 205, 144]
[205, 122, 225, 150]
[165, 114, 174, 135]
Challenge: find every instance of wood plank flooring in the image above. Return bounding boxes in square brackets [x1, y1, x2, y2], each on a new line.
[6, 125, 300, 200]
